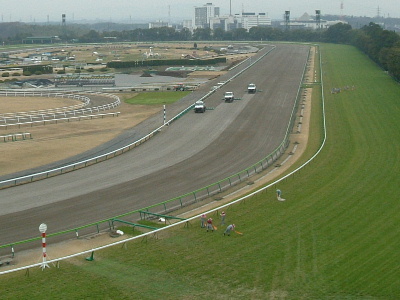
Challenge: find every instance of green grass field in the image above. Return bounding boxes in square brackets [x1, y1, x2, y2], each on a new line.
[0, 44, 399, 299]
[124, 91, 191, 105]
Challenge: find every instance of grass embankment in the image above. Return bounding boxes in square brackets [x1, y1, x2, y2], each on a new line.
[0, 44, 399, 299]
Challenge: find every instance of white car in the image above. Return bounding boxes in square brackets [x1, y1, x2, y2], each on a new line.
[224, 91, 234, 103]
[194, 100, 206, 113]
[247, 83, 256, 93]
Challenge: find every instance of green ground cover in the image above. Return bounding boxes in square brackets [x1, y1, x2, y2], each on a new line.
[0, 44, 399, 299]
[124, 91, 191, 105]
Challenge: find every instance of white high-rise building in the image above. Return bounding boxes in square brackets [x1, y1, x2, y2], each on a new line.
[191, 4, 270, 32]
[193, 3, 220, 29]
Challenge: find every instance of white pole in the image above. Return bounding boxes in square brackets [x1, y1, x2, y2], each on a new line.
[163, 105, 166, 125]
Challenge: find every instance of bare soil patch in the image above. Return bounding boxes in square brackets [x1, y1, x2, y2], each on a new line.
[0, 96, 82, 113]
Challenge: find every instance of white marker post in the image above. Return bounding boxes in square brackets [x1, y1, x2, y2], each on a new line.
[163, 105, 166, 126]
[39, 223, 50, 270]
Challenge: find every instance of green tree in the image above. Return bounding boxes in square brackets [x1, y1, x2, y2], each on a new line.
[80, 30, 102, 43]
[323, 22, 353, 44]
[385, 46, 400, 80]
[213, 28, 225, 40]
[178, 28, 192, 41]
[231, 28, 248, 40]
[155, 27, 178, 41]
[193, 28, 212, 40]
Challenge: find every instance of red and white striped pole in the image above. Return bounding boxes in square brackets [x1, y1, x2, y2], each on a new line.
[39, 223, 50, 270]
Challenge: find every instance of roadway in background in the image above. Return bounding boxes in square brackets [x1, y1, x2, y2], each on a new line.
[0, 44, 310, 247]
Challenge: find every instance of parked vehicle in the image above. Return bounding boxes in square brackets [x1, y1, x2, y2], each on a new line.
[173, 83, 187, 91]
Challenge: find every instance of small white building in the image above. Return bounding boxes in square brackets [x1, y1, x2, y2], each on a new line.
[207, 12, 271, 31]
[149, 21, 170, 29]
[24, 53, 51, 63]
[237, 13, 271, 31]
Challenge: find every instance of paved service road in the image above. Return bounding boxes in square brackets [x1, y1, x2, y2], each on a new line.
[0, 44, 310, 248]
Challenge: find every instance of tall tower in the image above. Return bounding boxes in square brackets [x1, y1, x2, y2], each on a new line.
[340, 2, 344, 21]
[376, 6, 381, 18]
[62, 14, 67, 38]
[284, 11, 290, 30]
[315, 10, 321, 29]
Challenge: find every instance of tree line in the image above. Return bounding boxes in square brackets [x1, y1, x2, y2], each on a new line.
[80, 23, 400, 80]
[1, 22, 399, 80]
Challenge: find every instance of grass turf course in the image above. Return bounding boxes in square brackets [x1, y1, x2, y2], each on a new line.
[0, 44, 399, 299]
[124, 91, 192, 105]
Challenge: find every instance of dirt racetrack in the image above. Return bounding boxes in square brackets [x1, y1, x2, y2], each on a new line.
[2, 46, 316, 264]
[0, 95, 160, 176]
[0, 44, 317, 269]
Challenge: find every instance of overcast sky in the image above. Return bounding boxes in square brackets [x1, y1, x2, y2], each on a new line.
[1, 0, 398, 23]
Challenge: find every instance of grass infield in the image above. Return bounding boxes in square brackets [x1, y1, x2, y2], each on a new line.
[0, 44, 399, 299]
[124, 91, 192, 105]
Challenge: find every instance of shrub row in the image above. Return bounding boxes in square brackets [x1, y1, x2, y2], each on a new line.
[107, 57, 226, 69]
[22, 64, 53, 74]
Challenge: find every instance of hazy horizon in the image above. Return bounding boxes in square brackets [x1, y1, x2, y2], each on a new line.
[1, 0, 398, 23]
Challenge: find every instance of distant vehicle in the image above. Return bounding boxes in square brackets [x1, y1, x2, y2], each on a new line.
[173, 83, 187, 91]
[194, 100, 206, 113]
[247, 83, 257, 93]
[224, 91, 234, 103]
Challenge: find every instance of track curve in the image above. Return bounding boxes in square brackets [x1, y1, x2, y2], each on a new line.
[0, 44, 310, 247]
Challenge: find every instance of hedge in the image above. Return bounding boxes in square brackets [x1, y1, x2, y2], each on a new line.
[107, 57, 226, 69]
[22, 64, 53, 74]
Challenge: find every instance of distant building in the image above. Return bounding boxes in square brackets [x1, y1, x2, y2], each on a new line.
[281, 12, 346, 29]
[182, 20, 192, 29]
[22, 36, 61, 44]
[236, 12, 271, 30]
[206, 12, 271, 31]
[191, 4, 270, 32]
[209, 15, 237, 31]
[149, 21, 170, 29]
[193, 3, 220, 29]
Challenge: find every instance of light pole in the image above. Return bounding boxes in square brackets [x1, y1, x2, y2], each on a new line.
[39, 223, 50, 270]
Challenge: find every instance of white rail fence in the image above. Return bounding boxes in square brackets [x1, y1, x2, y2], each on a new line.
[0, 91, 121, 130]
[0, 91, 120, 122]
[0, 132, 32, 142]
[0, 91, 90, 118]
